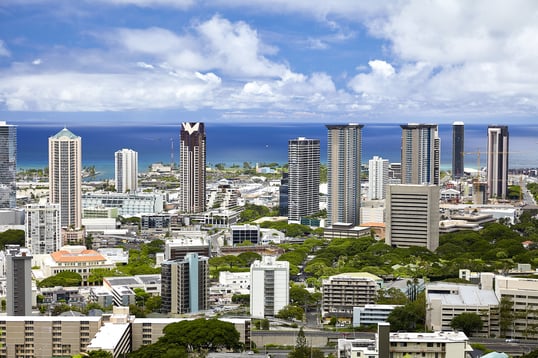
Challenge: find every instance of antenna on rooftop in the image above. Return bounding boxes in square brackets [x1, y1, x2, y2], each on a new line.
[170, 137, 174, 169]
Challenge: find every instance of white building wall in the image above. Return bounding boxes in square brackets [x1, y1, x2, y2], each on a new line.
[368, 156, 389, 200]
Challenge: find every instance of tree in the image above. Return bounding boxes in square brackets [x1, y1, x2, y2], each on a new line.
[450, 312, 484, 337]
[86, 350, 114, 358]
[158, 318, 242, 352]
[500, 296, 516, 337]
[38, 271, 82, 288]
[288, 327, 324, 358]
[387, 292, 426, 331]
[276, 305, 304, 321]
[0, 229, 25, 249]
[376, 288, 409, 305]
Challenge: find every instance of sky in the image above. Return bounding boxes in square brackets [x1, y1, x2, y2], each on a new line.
[1, 0, 538, 126]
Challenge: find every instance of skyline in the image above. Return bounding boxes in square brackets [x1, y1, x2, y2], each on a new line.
[2, 1, 538, 125]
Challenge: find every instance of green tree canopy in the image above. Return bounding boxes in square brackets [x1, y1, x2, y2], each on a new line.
[0, 229, 25, 249]
[450, 312, 484, 337]
[38, 271, 82, 288]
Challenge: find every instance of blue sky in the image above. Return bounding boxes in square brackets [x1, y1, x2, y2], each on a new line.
[1, 0, 538, 126]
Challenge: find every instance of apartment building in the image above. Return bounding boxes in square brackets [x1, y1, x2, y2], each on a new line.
[0, 316, 101, 358]
[250, 256, 289, 318]
[322, 272, 382, 321]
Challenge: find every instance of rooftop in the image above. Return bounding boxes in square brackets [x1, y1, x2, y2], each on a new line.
[51, 249, 106, 263]
[50, 127, 79, 140]
[427, 282, 498, 306]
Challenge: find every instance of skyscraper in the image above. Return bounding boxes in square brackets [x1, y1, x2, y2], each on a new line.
[452, 121, 464, 179]
[6, 245, 33, 316]
[161, 253, 209, 314]
[368, 156, 389, 200]
[49, 128, 82, 228]
[287, 137, 320, 222]
[386, 184, 440, 251]
[400, 123, 440, 185]
[250, 256, 289, 318]
[0, 121, 16, 209]
[25, 203, 61, 255]
[115, 148, 138, 193]
[326, 124, 363, 226]
[179, 122, 206, 213]
[487, 125, 509, 199]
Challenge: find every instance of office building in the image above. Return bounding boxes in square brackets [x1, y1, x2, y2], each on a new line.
[161, 252, 209, 314]
[49, 128, 82, 228]
[115, 148, 138, 193]
[6, 245, 33, 316]
[179, 122, 206, 213]
[353, 304, 401, 327]
[386, 184, 440, 251]
[452, 121, 464, 179]
[487, 125, 509, 199]
[231, 224, 260, 245]
[322, 272, 382, 321]
[326, 124, 363, 226]
[400, 123, 440, 185]
[368, 156, 389, 200]
[288, 137, 320, 222]
[250, 256, 289, 318]
[82, 192, 164, 216]
[425, 282, 499, 338]
[25, 203, 61, 255]
[0, 121, 16, 209]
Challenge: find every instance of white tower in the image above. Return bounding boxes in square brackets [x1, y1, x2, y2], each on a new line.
[115, 148, 138, 193]
[368, 156, 389, 200]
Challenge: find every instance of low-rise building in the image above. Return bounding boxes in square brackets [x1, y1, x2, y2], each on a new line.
[324, 223, 371, 240]
[353, 304, 401, 327]
[231, 224, 260, 245]
[425, 282, 500, 337]
[42, 246, 115, 285]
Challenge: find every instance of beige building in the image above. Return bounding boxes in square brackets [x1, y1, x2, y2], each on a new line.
[322, 272, 382, 321]
[0, 316, 101, 358]
[425, 282, 500, 337]
[42, 246, 115, 284]
[494, 274, 538, 339]
[389, 331, 472, 358]
[49, 128, 82, 229]
[386, 184, 440, 251]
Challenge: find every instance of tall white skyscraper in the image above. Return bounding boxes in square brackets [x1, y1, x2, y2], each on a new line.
[368, 156, 389, 200]
[49, 128, 82, 228]
[0, 121, 16, 209]
[25, 203, 61, 255]
[250, 256, 289, 318]
[288, 137, 320, 222]
[326, 124, 363, 226]
[400, 124, 440, 185]
[115, 148, 138, 193]
[179, 122, 206, 213]
[487, 125, 509, 200]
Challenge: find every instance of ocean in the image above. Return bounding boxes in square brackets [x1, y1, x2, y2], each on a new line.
[14, 122, 538, 180]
